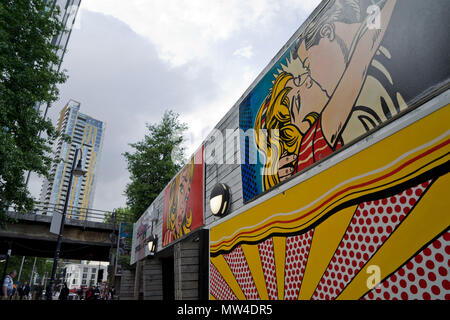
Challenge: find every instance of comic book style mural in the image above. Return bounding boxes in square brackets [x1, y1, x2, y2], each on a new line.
[239, 0, 450, 202]
[130, 204, 155, 265]
[162, 146, 204, 247]
[212, 0, 450, 300]
[210, 104, 450, 300]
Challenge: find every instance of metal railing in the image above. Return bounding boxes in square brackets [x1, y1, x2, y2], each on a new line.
[30, 201, 116, 225]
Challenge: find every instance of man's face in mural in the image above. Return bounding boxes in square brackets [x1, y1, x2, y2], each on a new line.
[174, 167, 191, 235]
[295, 22, 353, 98]
[286, 73, 329, 134]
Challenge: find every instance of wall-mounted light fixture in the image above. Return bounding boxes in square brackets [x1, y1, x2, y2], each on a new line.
[147, 235, 158, 255]
[210, 183, 230, 216]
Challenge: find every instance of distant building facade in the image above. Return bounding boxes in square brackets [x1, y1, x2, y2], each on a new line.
[40, 100, 105, 220]
[64, 261, 108, 290]
[36, 0, 82, 113]
[47, 0, 82, 63]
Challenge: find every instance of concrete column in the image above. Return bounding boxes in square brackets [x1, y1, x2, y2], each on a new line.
[142, 258, 163, 300]
[133, 260, 142, 300]
[174, 241, 200, 300]
[118, 269, 135, 300]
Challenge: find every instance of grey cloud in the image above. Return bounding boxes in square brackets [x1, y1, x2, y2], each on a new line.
[35, 10, 219, 211]
[30, 5, 314, 212]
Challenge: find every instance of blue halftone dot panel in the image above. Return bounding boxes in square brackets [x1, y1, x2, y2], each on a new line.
[239, 95, 258, 202]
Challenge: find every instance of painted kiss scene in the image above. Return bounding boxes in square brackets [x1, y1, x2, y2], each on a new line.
[240, 0, 450, 202]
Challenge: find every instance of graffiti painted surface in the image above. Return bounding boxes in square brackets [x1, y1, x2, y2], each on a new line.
[240, 0, 450, 202]
[162, 146, 204, 247]
[210, 105, 450, 300]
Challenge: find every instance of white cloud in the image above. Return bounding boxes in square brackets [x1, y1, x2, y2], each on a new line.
[81, 0, 320, 67]
[29, 0, 322, 211]
[233, 45, 254, 59]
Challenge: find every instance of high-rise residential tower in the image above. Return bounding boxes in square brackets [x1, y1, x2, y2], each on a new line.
[47, 0, 82, 63]
[40, 100, 105, 220]
[34, 0, 82, 113]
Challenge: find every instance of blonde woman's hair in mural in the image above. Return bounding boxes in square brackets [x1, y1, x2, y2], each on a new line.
[167, 157, 195, 240]
[255, 72, 305, 191]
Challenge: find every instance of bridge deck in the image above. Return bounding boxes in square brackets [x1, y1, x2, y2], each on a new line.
[0, 212, 118, 261]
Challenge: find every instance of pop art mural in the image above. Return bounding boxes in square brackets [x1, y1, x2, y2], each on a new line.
[162, 146, 204, 247]
[130, 203, 157, 265]
[211, 0, 450, 300]
[239, 0, 449, 202]
[211, 104, 450, 300]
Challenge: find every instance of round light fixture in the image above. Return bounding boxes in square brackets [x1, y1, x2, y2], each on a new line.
[147, 235, 157, 255]
[210, 183, 230, 216]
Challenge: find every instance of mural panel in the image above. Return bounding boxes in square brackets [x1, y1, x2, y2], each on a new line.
[240, 0, 450, 202]
[162, 146, 204, 247]
[210, 104, 450, 300]
[130, 204, 153, 265]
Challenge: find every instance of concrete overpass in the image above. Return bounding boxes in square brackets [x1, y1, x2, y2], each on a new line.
[0, 211, 118, 261]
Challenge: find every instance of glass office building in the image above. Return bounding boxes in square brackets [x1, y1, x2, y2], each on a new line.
[40, 100, 105, 220]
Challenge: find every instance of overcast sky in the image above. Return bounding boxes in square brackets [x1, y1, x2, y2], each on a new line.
[28, 0, 321, 212]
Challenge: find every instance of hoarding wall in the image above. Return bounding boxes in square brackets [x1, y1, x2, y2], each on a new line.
[162, 147, 204, 247]
[130, 204, 154, 265]
[131, 146, 205, 264]
[239, 0, 449, 202]
[209, 0, 450, 300]
[129, 0, 449, 300]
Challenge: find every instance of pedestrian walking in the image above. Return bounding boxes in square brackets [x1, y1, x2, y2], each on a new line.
[34, 283, 43, 300]
[2, 270, 17, 300]
[17, 282, 24, 300]
[22, 281, 31, 300]
[94, 286, 100, 300]
[59, 283, 69, 300]
[109, 286, 115, 300]
[85, 286, 94, 300]
[45, 285, 52, 300]
[76, 287, 83, 300]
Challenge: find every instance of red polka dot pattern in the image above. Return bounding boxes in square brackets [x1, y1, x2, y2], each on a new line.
[312, 180, 432, 300]
[258, 237, 278, 300]
[224, 245, 260, 300]
[362, 230, 450, 300]
[209, 261, 237, 300]
[284, 229, 314, 300]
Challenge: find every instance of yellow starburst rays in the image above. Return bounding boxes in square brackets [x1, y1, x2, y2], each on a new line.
[272, 50, 307, 84]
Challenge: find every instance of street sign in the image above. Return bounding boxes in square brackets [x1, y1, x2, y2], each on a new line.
[50, 212, 63, 235]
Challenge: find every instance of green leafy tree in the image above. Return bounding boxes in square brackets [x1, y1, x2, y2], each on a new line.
[0, 256, 53, 286]
[123, 110, 187, 222]
[103, 207, 134, 271]
[103, 206, 134, 225]
[0, 1, 68, 228]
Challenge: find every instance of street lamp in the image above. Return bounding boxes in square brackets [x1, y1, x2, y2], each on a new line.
[147, 235, 158, 255]
[210, 183, 230, 216]
[48, 146, 86, 299]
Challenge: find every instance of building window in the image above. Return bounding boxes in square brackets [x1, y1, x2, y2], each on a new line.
[83, 267, 88, 273]
[82, 274, 87, 279]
